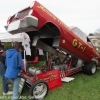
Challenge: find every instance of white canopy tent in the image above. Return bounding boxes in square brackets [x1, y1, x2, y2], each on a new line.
[0, 32, 31, 54]
[0, 32, 24, 42]
[0, 32, 31, 71]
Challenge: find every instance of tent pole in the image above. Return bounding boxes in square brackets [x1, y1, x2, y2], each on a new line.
[22, 32, 26, 72]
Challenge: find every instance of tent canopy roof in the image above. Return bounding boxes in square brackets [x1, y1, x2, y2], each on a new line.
[0, 32, 30, 42]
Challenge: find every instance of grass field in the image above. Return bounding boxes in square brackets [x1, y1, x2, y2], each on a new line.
[0, 68, 100, 100]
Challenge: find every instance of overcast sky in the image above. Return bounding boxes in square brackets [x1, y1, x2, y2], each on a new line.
[0, 0, 100, 35]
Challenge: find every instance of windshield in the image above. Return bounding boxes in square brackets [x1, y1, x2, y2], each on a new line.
[69, 26, 87, 42]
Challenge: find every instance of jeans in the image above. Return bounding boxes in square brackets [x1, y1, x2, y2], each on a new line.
[0, 61, 8, 93]
[11, 77, 21, 100]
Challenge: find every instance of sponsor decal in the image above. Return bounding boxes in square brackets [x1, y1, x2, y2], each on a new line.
[37, 5, 70, 31]
[72, 39, 86, 53]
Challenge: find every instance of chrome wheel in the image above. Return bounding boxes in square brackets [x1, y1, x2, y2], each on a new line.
[33, 83, 47, 99]
[30, 80, 48, 100]
[91, 64, 96, 74]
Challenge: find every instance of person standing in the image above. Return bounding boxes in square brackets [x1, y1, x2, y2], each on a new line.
[0, 40, 12, 95]
[0, 40, 4, 54]
[5, 42, 23, 100]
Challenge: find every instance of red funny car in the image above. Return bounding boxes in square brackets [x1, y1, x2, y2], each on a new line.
[5, 1, 100, 100]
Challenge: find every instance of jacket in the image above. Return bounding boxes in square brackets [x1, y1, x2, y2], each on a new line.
[5, 48, 22, 78]
[0, 51, 6, 64]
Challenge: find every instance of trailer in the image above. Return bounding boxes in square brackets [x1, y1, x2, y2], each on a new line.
[5, 1, 100, 100]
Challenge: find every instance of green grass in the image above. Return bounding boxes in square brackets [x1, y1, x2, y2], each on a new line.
[1, 67, 100, 100]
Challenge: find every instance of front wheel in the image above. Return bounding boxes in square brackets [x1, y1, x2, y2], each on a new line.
[30, 80, 48, 100]
[83, 62, 97, 75]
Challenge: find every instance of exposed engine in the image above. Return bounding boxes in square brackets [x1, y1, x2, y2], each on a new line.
[50, 56, 68, 71]
[52, 64, 68, 70]
[28, 56, 68, 76]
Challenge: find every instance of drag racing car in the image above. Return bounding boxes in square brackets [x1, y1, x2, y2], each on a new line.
[4, 1, 100, 100]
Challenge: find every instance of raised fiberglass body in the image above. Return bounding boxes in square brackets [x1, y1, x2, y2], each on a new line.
[6, 1, 100, 64]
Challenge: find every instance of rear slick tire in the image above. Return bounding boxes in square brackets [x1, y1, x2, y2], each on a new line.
[83, 62, 97, 75]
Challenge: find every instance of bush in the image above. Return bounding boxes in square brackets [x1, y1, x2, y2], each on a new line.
[4, 42, 12, 50]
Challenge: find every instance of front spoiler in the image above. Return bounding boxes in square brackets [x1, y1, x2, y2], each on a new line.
[5, 15, 38, 34]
